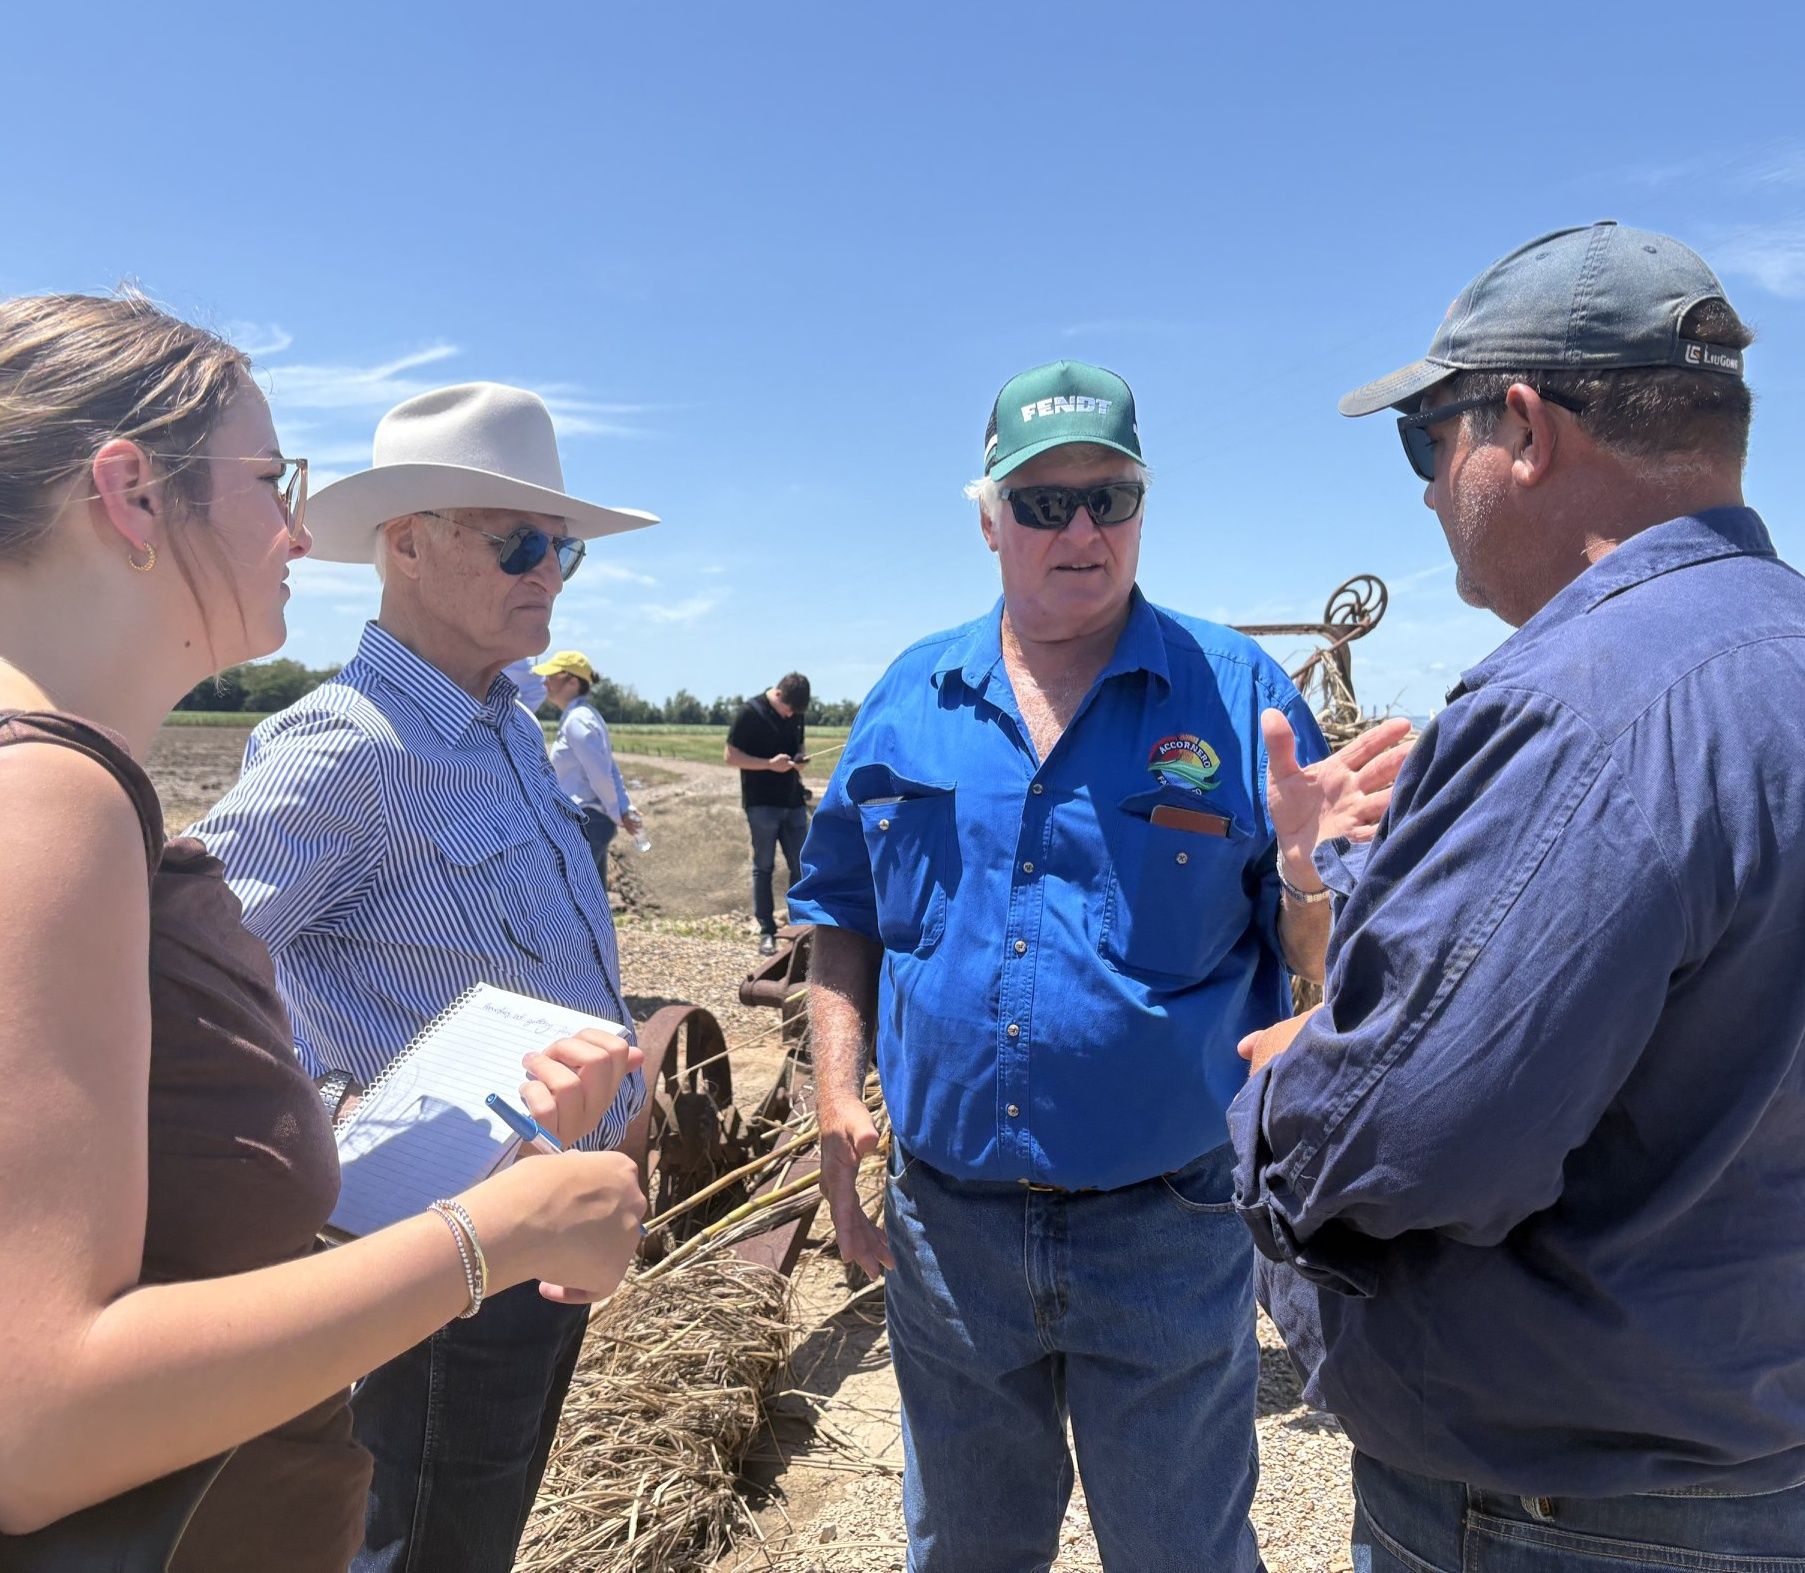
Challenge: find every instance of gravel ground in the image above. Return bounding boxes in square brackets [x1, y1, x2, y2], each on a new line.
[727, 1274, 1354, 1573]
[616, 920, 1357, 1573]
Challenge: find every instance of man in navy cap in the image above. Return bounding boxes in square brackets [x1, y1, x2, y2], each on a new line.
[1234, 223, 1805, 1567]
[791, 361, 1410, 1570]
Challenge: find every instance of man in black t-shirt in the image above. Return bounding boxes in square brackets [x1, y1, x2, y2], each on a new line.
[724, 672, 810, 954]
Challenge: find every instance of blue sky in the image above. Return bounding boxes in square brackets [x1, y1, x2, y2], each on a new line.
[6, 1, 1803, 716]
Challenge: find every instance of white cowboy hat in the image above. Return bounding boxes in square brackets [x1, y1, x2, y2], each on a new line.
[304, 381, 659, 563]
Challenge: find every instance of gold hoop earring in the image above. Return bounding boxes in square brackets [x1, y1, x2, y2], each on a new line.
[127, 542, 157, 573]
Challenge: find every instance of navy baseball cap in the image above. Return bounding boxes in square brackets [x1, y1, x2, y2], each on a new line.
[1340, 221, 1746, 417]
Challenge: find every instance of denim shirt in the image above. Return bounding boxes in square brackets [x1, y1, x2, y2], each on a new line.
[790, 589, 1326, 1190]
[1231, 510, 1805, 1496]
[190, 623, 644, 1152]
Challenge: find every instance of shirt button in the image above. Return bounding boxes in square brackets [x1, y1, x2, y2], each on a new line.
[1176, 851, 1189, 865]
[1007, 1103, 1020, 1118]
[878, 818, 891, 830]
[1013, 939, 1027, 955]
[1021, 860, 1035, 874]
[1030, 783, 1044, 796]
[1007, 1023, 1020, 1038]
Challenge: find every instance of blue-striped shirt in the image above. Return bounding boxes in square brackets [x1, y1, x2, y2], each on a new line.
[189, 622, 644, 1151]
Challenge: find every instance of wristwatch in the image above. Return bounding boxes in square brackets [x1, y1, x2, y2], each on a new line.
[317, 1069, 357, 1124]
[1277, 858, 1332, 905]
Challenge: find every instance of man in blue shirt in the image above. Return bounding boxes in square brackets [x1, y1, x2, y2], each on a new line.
[1232, 223, 1805, 1569]
[789, 360, 1409, 1571]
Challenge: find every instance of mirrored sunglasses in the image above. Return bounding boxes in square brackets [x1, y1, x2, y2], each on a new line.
[998, 481, 1146, 531]
[422, 512, 587, 580]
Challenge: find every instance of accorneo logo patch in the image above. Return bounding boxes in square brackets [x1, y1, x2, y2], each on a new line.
[1147, 734, 1221, 793]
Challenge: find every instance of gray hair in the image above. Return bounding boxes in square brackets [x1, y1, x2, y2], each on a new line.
[963, 446, 1151, 524]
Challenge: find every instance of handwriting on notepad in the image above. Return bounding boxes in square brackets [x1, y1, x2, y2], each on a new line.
[327, 984, 625, 1239]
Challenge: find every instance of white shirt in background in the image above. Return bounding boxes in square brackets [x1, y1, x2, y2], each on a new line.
[549, 704, 633, 824]
[502, 657, 548, 712]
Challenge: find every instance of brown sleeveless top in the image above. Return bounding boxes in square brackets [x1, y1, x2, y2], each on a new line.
[0, 713, 370, 1571]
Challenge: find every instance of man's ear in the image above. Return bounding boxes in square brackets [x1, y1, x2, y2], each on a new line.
[979, 502, 1001, 555]
[383, 515, 429, 580]
[89, 438, 165, 553]
[1504, 383, 1563, 490]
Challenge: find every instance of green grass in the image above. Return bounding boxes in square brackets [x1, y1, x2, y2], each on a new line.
[607, 724, 851, 772]
[164, 711, 278, 727]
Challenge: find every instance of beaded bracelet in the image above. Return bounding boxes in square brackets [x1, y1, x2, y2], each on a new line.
[430, 1200, 488, 1319]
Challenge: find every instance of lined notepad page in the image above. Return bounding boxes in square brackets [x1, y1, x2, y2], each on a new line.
[329, 983, 625, 1239]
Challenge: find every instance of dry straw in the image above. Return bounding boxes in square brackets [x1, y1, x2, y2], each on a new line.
[517, 1255, 793, 1572]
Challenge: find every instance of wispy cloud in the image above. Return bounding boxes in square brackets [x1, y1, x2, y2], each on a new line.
[639, 592, 725, 626]
[1712, 221, 1805, 298]
[259, 344, 464, 415]
[256, 343, 667, 446]
[1386, 560, 1455, 593]
[228, 321, 296, 358]
[560, 561, 659, 589]
[1624, 138, 1805, 192]
[1059, 317, 1193, 339]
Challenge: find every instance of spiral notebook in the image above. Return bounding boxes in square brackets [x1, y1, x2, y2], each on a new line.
[327, 983, 626, 1240]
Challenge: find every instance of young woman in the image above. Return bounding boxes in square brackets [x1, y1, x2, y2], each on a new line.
[0, 294, 647, 1569]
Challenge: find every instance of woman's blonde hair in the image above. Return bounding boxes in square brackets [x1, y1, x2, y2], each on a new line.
[0, 291, 250, 565]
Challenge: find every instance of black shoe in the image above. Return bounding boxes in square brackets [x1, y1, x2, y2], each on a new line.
[758, 933, 778, 956]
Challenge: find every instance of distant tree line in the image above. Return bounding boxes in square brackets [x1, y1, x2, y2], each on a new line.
[179, 662, 861, 727]
[176, 660, 340, 715]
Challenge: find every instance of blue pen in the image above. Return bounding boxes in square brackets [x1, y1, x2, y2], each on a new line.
[486, 1092, 563, 1154]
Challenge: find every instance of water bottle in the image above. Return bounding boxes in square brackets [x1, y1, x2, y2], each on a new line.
[633, 825, 653, 854]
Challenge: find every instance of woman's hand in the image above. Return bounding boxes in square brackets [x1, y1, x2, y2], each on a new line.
[465, 1150, 647, 1305]
[518, 1030, 642, 1148]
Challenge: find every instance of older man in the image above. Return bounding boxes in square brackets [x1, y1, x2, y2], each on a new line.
[788, 360, 1408, 1571]
[190, 382, 658, 1573]
[1233, 223, 1805, 1567]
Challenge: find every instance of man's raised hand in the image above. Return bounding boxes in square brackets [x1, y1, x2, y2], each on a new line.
[1263, 710, 1412, 883]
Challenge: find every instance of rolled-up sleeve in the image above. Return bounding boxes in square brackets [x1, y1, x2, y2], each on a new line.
[1231, 690, 1689, 1291]
[787, 713, 883, 941]
[187, 715, 385, 956]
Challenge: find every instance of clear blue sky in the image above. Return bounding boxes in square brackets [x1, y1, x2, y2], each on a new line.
[7, 1, 1802, 716]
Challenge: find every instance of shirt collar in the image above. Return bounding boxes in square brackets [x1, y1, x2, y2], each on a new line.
[931, 586, 1171, 695]
[356, 621, 519, 744]
[1449, 508, 1774, 702]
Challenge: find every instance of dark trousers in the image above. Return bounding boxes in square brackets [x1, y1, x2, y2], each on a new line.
[350, 1283, 587, 1573]
[746, 804, 808, 935]
[579, 806, 617, 893]
[1351, 1449, 1805, 1570]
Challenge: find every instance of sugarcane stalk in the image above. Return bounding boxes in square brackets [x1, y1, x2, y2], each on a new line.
[634, 1169, 827, 1284]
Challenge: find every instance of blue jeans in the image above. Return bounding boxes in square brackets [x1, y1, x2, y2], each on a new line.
[746, 804, 808, 935]
[579, 806, 617, 893]
[350, 1283, 587, 1573]
[884, 1141, 1263, 1572]
[1352, 1451, 1805, 1571]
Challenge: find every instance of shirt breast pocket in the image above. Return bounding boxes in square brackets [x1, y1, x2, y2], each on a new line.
[1099, 787, 1256, 984]
[423, 815, 551, 966]
[851, 765, 956, 956]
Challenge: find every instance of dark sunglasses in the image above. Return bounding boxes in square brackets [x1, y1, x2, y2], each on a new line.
[421, 511, 586, 580]
[998, 481, 1146, 530]
[1396, 392, 1585, 483]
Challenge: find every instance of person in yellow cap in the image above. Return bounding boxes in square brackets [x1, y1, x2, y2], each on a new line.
[536, 650, 642, 892]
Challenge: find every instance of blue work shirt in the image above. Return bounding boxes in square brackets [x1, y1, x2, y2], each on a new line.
[789, 588, 1327, 1190]
[1231, 510, 1805, 1497]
